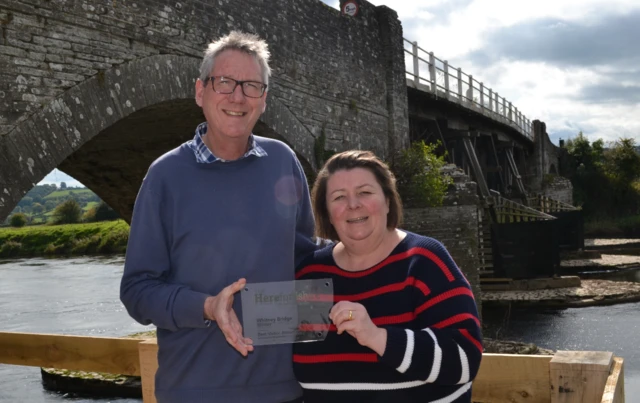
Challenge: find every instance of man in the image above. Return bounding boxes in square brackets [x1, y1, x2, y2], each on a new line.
[120, 31, 315, 403]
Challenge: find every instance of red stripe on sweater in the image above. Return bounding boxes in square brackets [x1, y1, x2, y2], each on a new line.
[301, 311, 477, 333]
[372, 312, 416, 325]
[415, 287, 474, 315]
[334, 276, 431, 302]
[459, 329, 483, 353]
[296, 247, 455, 281]
[293, 353, 378, 364]
[300, 311, 418, 332]
[433, 313, 480, 329]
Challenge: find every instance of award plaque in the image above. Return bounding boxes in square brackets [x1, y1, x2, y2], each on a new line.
[241, 279, 334, 345]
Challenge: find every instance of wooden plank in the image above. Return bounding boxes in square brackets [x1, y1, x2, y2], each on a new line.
[0, 332, 141, 375]
[472, 353, 553, 403]
[600, 357, 624, 403]
[139, 339, 159, 403]
[550, 351, 613, 403]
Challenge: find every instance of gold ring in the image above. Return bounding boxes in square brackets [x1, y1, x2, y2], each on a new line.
[348, 310, 353, 321]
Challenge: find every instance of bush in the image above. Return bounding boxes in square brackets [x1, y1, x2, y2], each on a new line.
[51, 199, 82, 225]
[83, 207, 97, 223]
[94, 201, 120, 221]
[0, 240, 22, 258]
[9, 213, 28, 228]
[391, 141, 452, 208]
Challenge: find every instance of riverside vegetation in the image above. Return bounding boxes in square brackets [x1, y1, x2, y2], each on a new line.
[0, 220, 129, 258]
[563, 134, 640, 237]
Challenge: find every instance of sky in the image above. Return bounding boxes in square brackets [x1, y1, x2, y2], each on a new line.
[323, 0, 640, 145]
[39, 169, 84, 188]
[38, 0, 639, 187]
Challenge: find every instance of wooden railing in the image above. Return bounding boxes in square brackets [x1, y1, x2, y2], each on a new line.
[528, 193, 580, 213]
[403, 38, 533, 141]
[0, 332, 624, 403]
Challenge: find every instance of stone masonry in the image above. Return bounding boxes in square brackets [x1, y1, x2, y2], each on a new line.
[402, 165, 482, 313]
[0, 0, 410, 221]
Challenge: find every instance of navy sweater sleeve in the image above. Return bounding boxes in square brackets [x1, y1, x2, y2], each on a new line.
[119, 169, 210, 331]
[378, 238, 483, 385]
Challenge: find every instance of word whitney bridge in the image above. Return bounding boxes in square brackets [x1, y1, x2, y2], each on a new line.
[0, 0, 575, 274]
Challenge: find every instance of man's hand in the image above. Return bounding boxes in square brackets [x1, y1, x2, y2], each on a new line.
[204, 278, 254, 356]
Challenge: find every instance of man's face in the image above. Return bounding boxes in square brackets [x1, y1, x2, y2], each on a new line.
[195, 49, 267, 143]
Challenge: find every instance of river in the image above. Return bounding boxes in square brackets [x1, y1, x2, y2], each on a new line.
[0, 256, 638, 401]
[0, 256, 148, 403]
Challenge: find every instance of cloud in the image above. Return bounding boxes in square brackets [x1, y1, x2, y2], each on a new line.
[580, 83, 640, 104]
[321, 0, 640, 143]
[468, 11, 640, 68]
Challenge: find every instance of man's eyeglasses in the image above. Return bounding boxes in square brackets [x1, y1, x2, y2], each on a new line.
[203, 76, 267, 98]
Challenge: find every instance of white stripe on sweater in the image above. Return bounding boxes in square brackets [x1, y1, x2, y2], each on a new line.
[430, 382, 472, 403]
[457, 344, 470, 384]
[299, 380, 429, 391]
[299, 381, 472, 402]
[423, 328, 442, 383]
[396, 329, 415, 373]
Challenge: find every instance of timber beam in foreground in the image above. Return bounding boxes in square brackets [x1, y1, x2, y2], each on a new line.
[0, 332, 625, 403]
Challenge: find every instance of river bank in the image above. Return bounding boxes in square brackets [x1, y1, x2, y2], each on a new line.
[0, 220, 129, 258]
[483, 238, 640, 308]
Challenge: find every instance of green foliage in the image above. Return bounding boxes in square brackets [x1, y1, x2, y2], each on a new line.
[9, 213, 27, 228]
[565, 133, 640, 220]
[0, 240, 22, 257]
[7, 185, 101, 224]
[391, 141, 452, 208]
[83, 207, 97, 223]
[94, 201, 120, 221]
[0, 220, 129, 258]
[603, 138, 640, 186]
[83, 201, 119, 223]
[51, 199, 82, 225]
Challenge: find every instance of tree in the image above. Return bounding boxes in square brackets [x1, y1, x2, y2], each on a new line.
[31, 203, 44, 214]
[60, 182, 67, 189]
[391, 141, 452, 208]
[51, 199, 82, 224]
[17, 196, 33, 207]
[9, 213, 28, 228]
[604, 138, 640, 186]
[94, 201, 120, 221]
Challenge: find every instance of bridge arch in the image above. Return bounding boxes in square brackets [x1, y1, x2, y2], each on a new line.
[0, 55, 316, 222]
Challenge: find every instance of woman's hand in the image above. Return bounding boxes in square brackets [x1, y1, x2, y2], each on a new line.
[330, 301, 387, 356]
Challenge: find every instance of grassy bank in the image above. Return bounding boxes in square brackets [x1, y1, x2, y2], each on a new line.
[0, 220, 129, 258]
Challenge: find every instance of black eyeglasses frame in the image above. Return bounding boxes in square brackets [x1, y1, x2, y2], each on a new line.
[203, 76, 268, 98]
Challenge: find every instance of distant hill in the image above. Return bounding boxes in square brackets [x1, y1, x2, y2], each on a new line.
[44, 188, 95, 200]
[5, 185, 102, 225]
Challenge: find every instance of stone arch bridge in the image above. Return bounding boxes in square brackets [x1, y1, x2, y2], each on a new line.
[0, 0, 560, 222]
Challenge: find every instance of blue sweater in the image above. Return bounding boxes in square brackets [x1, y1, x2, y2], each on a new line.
[120, 137, 315, 403]
[293, 232, 482, 403]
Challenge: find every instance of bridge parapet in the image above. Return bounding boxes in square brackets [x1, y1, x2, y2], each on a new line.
[403, 39, 532, 141]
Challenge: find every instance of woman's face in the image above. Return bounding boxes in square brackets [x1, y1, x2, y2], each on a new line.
[325, 168, 389, 243]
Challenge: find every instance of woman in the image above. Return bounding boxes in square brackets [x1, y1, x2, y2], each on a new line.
[293, 150, 482, 403]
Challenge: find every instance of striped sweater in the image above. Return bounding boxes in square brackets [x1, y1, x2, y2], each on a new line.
[292, 231, 482, 403]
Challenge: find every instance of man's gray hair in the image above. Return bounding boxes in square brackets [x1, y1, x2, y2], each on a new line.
[199, 31, 272, 85]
